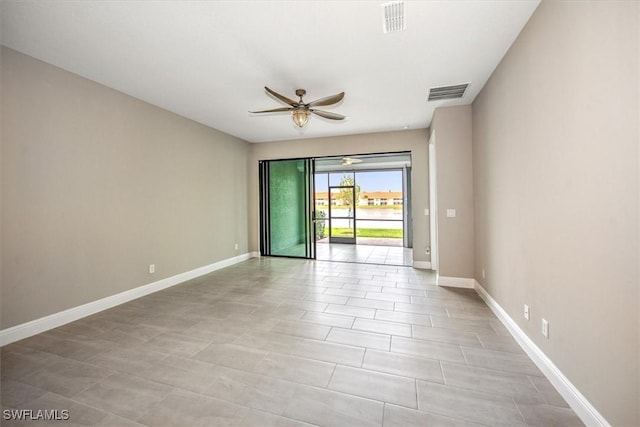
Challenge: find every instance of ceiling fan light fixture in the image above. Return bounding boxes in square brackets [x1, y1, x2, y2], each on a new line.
[341, 157, 362, 166]
[252, 87, 345, 129]
[291, 108, 311, 127]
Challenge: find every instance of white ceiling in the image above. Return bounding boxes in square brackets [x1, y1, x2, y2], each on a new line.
[1, 1, 539, 143]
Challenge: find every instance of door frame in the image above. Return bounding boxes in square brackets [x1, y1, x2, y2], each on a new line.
[328, 185, 357, 244]
[259, 157, 316, 259]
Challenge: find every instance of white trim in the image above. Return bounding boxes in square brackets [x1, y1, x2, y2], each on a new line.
[474, 280, 610, 427]
[412, 261, 432, 269]
[437, 275, 475, 288]
[0, 252, 257, 347]
[428, 134, 439, 271]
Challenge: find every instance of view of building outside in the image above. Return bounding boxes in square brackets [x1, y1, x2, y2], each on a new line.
[314, 170, 403, 242]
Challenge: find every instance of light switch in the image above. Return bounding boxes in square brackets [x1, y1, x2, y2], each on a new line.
[424, 208, 429, 216]
[446, 209, 456, 218]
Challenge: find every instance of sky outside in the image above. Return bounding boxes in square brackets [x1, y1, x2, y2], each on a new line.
[315, 170, 402, 192]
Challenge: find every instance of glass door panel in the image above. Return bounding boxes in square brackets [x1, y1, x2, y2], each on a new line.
[314, 173, 329, 241]
[329, 186, 356, 244]
[259, 159, 315, 258]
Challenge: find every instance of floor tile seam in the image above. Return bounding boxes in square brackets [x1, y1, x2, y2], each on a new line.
[326, 363, 339, 389]
[21, 350, 123, 380]
[454, 357, 545, 379]
[240, 408, 321, 427]
[6, 355, 61, 385]
[354, 315, 416, 329]
[360, 348, 369, 368]
[284, 336, 358, 363]
[385, 402, 495, 427]
[124, 378, 252, 423]
[378, 340, 444, 358]
[248, 346, 342, 376]
[459, 344, 542, 361]
[363, 293, 411, 304]
[440, 359, 543, 383]
[524, 375, 570, 408]
[327, 375, 419, 412]
[401, 331, 485, 349]
[326, 327, 392, 348]
[57, 367, 124, 400]
[350, 325, 412, 339]
[334, 362, 441, 390]
[427, 321, 500, 336]
[212, 362, 336, 394]
[83, 368, 182, 402]
[421, 371, 542, 405]
[438, 367, 551, 404]
[300, 310, 358, 329]
[218, 361, 387, 411]
[62, 391, 149, 425]
[412, 375, 419, 416]
[360, 364, 446, 386]
[381, 402, 387, 427]
[387, 344, 467, 366]
[411, 393, 495, 427]
[456, 343, 468, 367]
[414, 380, 527, 425]
[392, 331, 466, 346]
[512, 398, 529, 424]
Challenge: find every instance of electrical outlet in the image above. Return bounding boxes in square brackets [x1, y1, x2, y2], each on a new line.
[149, 264, 155, 274]
[524, 304, 530, 320]
[542, 318, 549, 338]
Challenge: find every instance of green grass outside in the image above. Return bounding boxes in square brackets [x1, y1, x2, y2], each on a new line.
[326, 228, 403, 239]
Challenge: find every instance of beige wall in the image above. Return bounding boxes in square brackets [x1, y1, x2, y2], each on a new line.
[472, 1, 639, 425]
[1, 47, 3, 330]
[248, 130, 430, 264]
[430, 105, 474, 279]
[1, 47, 250, 328]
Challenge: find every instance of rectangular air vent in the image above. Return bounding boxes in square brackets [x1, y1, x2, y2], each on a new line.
[382, 1, 406, 33]
[428, 83, 470, 101]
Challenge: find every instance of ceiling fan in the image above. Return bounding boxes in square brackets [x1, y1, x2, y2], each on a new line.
[341, 157, 362, 166]
[250, 87, 346, 128]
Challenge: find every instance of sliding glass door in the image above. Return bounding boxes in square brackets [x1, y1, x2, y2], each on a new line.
[329, 185, 356, 244]
[259, 158, 315, 258]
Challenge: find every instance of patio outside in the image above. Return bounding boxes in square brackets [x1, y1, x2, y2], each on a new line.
[315, 170, 404, 246]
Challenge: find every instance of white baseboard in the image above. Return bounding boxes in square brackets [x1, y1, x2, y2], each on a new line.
[0, 252, 257, 347]
[412, 261, 432, 269]
[437, 275, 475, 288]
[474, 280, 610, 427]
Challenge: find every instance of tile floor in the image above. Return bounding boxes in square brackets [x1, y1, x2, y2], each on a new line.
[316, 243, 413, 267]
[1, 258, 583, 426]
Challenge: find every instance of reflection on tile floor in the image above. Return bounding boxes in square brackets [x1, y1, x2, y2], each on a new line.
[1, 258, 583, 426]
[316, 243, 413, 267]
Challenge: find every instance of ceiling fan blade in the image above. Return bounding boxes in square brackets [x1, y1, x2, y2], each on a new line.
[307, 92, 345, 107]
[311, 109, 346, 120]
[249, 107, 293, 114]
[265, 87, 298, 107]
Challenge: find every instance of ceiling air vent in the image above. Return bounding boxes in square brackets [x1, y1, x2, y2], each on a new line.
[428, 83, 470, 101]
[382, 1, 406, 33]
